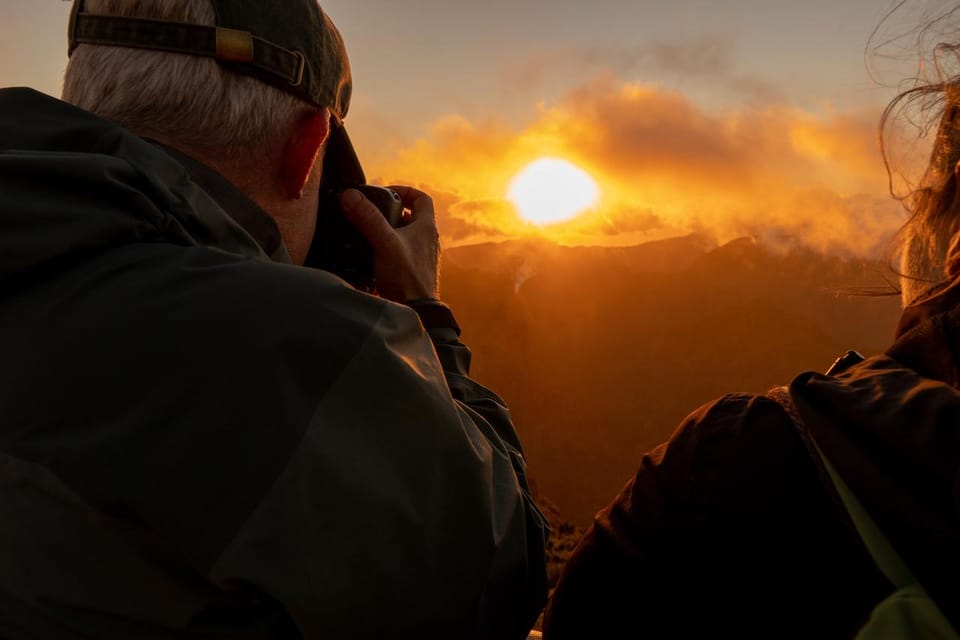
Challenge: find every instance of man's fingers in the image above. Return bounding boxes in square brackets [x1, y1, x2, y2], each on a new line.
[386, 185, 428, 206]
[340, 186, 441, 301]
[340, 189, 395, 249]
[387, 185, 435, 226]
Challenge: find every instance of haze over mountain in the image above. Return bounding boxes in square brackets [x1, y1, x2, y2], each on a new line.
[441, 235, 903, 525]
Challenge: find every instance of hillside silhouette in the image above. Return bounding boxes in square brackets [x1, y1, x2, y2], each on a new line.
[441, 235, 903, 525]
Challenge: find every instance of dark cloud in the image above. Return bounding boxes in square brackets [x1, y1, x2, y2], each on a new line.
[545, 75, 884, 198]
[501, 33, 782, 103]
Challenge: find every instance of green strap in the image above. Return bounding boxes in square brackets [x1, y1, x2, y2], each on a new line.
[768, 386, 915, 587]
[812, 444, 916, 589]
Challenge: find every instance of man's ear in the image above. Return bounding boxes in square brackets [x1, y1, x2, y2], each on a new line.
[279, 108, 330, 198]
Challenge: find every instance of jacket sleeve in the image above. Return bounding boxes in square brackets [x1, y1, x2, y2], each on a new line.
[420, 312, 550, 639]
[209, 298, 547, 640]
[542, 393, 888, 639]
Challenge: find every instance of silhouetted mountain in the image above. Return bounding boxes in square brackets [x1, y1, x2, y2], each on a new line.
[442, 236, 902, 525]
[447, 234, 713, 283]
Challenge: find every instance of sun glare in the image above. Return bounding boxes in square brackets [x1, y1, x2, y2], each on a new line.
[508, 157, 600, 225]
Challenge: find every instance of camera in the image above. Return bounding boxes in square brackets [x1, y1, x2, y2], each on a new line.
[304, 120, 405, 293]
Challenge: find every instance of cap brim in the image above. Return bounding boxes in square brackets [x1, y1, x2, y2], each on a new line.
[321, 118, 366, 191]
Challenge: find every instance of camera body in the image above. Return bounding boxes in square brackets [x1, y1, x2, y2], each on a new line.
[307, 184, 403, 292]
[304, 120, 404, 292]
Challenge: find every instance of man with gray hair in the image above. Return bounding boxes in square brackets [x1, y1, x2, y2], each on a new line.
[0, 1, 547, 638]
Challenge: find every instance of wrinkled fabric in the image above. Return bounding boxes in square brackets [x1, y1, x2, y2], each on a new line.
[0, 88, 547, 640]
[546, 278, 960, 639]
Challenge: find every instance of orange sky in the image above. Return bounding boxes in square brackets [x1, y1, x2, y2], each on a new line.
[2, 1, 936, 257]
[366, 75, 909, 256]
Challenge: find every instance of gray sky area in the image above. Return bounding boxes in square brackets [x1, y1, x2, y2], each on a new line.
[0, 0, 946, 252]
[0, 1, 914, 132]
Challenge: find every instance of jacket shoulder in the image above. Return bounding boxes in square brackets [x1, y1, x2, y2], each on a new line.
[663, 392, 799, 480]
[546, 390, 887, 637]
[90, 242, 418, 364]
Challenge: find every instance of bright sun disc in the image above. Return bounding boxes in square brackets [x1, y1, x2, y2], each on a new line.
[508, 157, 600, 225]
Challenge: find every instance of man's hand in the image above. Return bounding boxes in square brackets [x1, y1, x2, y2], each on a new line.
[340, 186, 440, 303]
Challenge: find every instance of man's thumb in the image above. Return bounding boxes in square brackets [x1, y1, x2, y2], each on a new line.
[341, 189, 394, 248]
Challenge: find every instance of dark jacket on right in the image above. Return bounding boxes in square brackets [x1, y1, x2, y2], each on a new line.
[544, 277, 960, 639]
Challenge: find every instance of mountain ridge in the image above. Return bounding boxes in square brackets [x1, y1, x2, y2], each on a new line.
[441, 235, 902, 524]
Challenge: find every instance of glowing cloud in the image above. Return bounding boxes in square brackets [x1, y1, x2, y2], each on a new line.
[367, 75, 906, 255]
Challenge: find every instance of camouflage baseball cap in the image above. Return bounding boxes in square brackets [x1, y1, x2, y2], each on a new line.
[68, 0, 353, 121]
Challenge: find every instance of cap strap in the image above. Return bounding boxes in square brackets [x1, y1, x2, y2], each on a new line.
[70, 13, 305, 87]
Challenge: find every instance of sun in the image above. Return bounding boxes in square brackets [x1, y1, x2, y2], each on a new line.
[508, 157, 600, 225]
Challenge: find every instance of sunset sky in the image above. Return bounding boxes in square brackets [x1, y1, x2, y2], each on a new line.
[1, 0, 943, 252]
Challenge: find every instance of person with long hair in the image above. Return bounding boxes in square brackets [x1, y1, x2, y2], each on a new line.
[543, 5, 960, 638]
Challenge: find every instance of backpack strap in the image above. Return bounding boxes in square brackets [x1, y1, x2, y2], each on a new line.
[767, 387, 915, 589]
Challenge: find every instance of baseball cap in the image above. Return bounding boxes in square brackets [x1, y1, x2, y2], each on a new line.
[67, 0, 353, 122]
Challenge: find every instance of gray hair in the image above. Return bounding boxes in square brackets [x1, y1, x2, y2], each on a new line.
[62, 0, 318, 161]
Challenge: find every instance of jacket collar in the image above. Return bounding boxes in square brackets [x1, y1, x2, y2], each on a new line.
[889, 277, 960, 389]
[154, 144, 292, 264]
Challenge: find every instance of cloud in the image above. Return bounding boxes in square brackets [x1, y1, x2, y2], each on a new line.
[501, 33, 783, 103]
[544, 76, 884, 194]
[368, 75, 906, 256]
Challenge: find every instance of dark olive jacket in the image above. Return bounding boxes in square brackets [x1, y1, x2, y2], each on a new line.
[545, 275, 960, 638]
[0, 88, 547, 640]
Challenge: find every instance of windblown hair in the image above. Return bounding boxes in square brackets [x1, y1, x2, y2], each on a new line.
[879, 3, 960, 305]
[62, 0, 317, 162]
